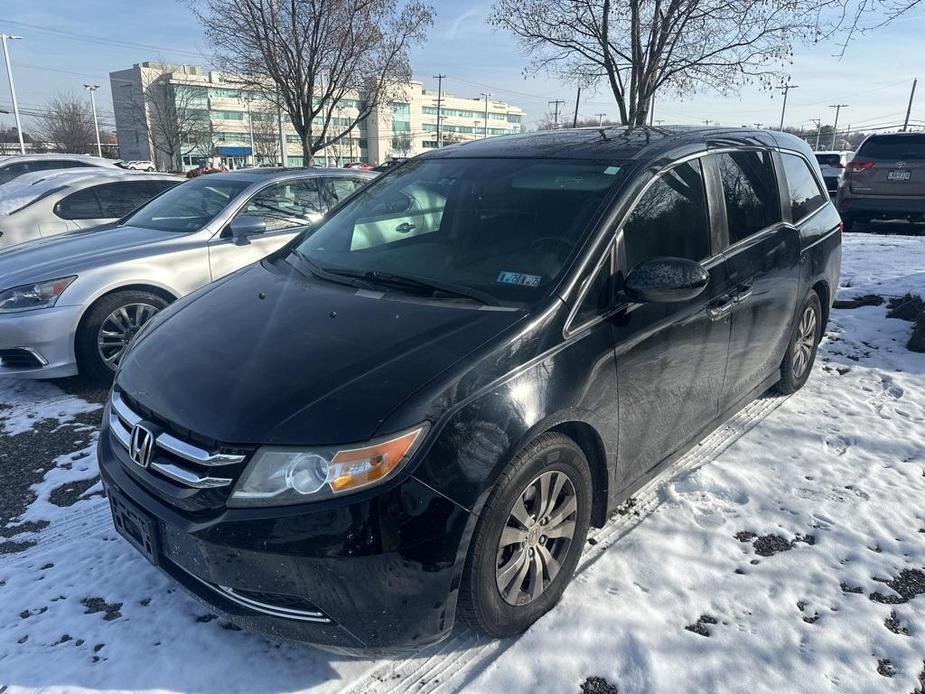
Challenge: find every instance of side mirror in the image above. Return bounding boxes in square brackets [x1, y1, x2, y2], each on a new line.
[624, 257, 710, 303]
[229, 215, 267, 245]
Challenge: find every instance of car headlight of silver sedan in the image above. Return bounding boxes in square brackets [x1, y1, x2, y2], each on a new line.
[0, 276, 77, 313]
[228, 424, 429, 507]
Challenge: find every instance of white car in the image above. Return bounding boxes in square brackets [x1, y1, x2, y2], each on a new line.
[0, 153, 119, 187]
[0, 169, 180, 250]
[814, 150, 854, 194]
[120, 160, 156, 172]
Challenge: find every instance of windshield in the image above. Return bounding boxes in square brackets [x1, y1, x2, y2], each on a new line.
[858, 134, 925, 160]
[121, 176, 251, 232]
[295, 158, 622, 305]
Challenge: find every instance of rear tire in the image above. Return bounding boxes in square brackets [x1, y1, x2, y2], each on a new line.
[457, 432, 592, 638]
[776, 292, 822, 395]
[75, 290, 168, 384]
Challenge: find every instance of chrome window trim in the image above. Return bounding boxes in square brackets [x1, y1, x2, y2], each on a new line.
[562, 237, 616, 338]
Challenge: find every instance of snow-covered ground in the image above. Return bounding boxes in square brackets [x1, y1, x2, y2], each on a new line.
[0, 232, 923, 693]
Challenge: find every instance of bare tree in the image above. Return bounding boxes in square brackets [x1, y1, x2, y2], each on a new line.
[33, 92, 97, 153]
[250, 106, 281, 164]
[490, 0, 815, 126]
[191, 0, 434, 166]
[124, 70, 212, 170]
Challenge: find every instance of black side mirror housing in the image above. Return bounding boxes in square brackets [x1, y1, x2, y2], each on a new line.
[229, 215, 267, 245]
[624, 256, 710, 303]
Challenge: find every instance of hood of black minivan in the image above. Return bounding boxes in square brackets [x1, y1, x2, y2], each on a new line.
[117, 258, 526, 445]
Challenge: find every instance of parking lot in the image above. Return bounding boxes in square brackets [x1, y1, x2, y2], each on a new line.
[0, 230, 923, 693]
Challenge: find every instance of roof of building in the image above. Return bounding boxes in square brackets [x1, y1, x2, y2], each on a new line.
[204, 167, 378, 183]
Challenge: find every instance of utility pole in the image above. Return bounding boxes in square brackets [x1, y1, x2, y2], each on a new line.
[811, 118, 822, 150]
[1, 33, 25, 155]
[480, 92, 491, 139]
[572, 87, 581, 128]
[548, 99, 565, 128]
[753, 122, 763, 129]
[595, 112, 607, 126]
[829, 104, 848, 149]
[778, 83, 798, 131]
[83, 84, 102, 158]
[655, 119, 664, 126]
[703, 119, 712, 126]
[903, 78, 918, 132]
[432, 74, 445, 146]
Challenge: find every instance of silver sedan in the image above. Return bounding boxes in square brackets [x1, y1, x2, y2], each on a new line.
[0, 168, 374, 380]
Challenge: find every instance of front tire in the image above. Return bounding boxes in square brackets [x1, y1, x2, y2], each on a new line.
[457, 432, 592, 638]
[776, 291, 822, 394]
[75, 290, 168, 383]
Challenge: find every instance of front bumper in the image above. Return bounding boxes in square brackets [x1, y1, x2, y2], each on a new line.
[837, 194, 925, 218]
[0, 304, 82, 378]
[97, 416, 472, 653]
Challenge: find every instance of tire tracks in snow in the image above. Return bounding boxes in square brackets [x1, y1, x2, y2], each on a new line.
[344, 392, 789, 694]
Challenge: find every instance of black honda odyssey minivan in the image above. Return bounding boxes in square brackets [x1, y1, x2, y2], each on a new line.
[99, 126, 841, 653]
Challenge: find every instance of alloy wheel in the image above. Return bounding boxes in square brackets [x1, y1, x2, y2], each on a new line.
[792, 304, 818, 379]
[97, 302, 160, 370]
[495, 469, 578, 606]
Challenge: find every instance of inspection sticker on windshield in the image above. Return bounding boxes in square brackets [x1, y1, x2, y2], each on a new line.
[497, 271, 541, 287]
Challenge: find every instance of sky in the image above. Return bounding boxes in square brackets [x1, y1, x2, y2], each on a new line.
[1, 0, 924, 135]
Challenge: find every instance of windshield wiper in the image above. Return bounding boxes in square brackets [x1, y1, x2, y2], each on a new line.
[291, 250, 373, 290]
[324, 268, 499, 306]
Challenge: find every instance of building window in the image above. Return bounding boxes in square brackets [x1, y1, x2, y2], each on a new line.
[287, 156, 304, 167]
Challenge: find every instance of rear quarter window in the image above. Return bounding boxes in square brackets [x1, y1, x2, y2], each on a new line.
[781, 153, 828, 223]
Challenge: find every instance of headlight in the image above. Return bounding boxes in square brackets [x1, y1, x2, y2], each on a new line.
[0, 276, 77, 313]
[228, 424, 428, 507]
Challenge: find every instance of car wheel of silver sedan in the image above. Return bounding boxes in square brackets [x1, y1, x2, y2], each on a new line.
[76, 290, 169, 383]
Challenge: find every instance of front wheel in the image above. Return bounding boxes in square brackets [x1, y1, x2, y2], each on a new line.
[776, 292, 822, 394]
[457, 432, 592, 638]
[75, 290, 168, 383]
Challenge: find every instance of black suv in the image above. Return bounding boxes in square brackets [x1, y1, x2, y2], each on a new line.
[99, 126, 841, 653]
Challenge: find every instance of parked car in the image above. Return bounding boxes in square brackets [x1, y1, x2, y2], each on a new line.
[0, 169, 180, 250]
[837, 132, 925, 231]
[98, 127, 841, 653]
[0, 153, 118, 187]
[0, 168, 373, 380]
[814, 150, 853, 194]
[372, 158, 407, 173]
[344, 162, 374, 171]
[119, 160, 156, 172]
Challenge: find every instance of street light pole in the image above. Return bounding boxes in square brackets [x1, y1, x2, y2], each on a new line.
[83, 84, 102, 158]
[778, 83, 798, 131]
[829, 104, 848, 149]
[432, 74, 445, 147]
[1, 33, 25, 155]
[480, 92, 491, 139]
[241, 93, 256, 166]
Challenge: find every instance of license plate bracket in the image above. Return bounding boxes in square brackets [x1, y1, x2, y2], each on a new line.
[109, 489, 159, 566]
[888, 169, 911, 181]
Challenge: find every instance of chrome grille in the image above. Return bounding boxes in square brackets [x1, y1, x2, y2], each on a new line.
[109, 391, 245, 489]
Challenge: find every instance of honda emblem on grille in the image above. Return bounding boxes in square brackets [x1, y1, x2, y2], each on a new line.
[129, 424, 155, 468]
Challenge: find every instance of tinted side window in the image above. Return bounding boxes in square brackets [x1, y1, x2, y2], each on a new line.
[781, 153, 827, 222]
[36, 160, 91, 172]
[573, 251, 612, 327]
[715, 150, 781, 244]
[327, 178, 366, 204]
[0, 162, 33, 185]
[623, 159, 711, 269]
[55, 188, 102, 220]
[94, 181, 156, 217]
[238, 179, 324, 231]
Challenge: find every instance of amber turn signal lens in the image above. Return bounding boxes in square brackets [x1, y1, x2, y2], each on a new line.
[328, 427, 425, 493]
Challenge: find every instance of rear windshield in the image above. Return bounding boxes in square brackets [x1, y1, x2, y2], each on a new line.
[814, 154, 842, 167]
[857, 134, 925, 160]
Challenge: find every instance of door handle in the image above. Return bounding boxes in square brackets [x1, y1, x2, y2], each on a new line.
[706, 297, 735, 321]
[733, 287, 753, 304]
[395, 222, 416, 233]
